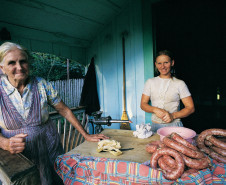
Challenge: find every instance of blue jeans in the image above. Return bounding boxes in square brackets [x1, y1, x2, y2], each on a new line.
[151, 122, 183, 133]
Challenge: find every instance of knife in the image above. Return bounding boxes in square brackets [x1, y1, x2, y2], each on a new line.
[120, 148, 134, 151]
[100, 148, 134, 152]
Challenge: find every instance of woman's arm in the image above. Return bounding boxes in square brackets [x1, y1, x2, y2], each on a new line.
[0, 134, 9, 150]
[172, 96, 195, 120]
[54, 101, 109, 142]
[141, 94, 195, 123]
[140, 94, 168, 119]
[162, 96, 195, 123]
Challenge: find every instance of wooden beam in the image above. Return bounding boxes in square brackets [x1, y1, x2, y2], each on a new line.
[0, 21, 91, 47]
[4, 0, 105, 26]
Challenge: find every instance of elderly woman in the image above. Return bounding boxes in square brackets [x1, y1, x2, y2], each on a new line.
[140, 50, 195, 132]
[0, 42, 108, 185]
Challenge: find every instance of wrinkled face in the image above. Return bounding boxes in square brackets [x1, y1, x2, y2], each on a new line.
[155, 55, 174, 77]
[0, 49, 29, 83]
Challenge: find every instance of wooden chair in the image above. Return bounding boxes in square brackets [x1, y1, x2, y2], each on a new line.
[0, 106, 88, 185]
[49, 106, 89, 153]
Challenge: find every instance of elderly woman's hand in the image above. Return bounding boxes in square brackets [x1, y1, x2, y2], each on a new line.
[4, 133, 28, 154]
[84, 134, 109, 142]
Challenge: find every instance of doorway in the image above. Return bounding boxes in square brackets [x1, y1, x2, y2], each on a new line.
[152, 0, 226, 133]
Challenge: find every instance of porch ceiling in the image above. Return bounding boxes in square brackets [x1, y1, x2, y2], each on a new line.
[0, 0, 130, 48]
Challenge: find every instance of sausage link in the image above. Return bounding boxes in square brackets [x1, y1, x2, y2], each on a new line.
[150, 147, 185, 180]
[206, 135, 226, 150]
[158, 157, 174, 172]
[204, 140, 226, 159]
[211, 146, 226, 157]
[196, 128, 226, 155]
[209, 148, 226, 163]
[150, 140, 165, 148]
[218, 137, 226, 143]
[204, 139, 213, 146]
[162, 155, 177, 168]
[170, 132, 198, 151]
[181, 169, 199, 179]
[181, 154, 211, 170]
[146, 140, 164, 154]
[163, 137, 205, 159]
[146, 143, 159, 154]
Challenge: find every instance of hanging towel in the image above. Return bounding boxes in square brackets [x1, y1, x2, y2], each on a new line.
[79, 57, 100, 115]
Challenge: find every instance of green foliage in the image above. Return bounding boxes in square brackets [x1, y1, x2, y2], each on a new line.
[29, 52, 85, 81]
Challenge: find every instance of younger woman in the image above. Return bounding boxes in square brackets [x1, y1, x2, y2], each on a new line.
[140, 50, 195, 132]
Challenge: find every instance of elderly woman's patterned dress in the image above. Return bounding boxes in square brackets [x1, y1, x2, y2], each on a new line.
[0, 77, 63, 185]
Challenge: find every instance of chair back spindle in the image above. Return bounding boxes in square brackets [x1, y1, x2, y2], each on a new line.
[49, 106, 88, 153]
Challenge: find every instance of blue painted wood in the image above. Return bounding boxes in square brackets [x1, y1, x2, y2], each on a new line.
[142, 0, 155, 124]
[0, 0, 155, 130]
[86, 1, 154, 130]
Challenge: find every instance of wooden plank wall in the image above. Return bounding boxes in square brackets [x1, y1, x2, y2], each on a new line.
[86, 1, 154, 130]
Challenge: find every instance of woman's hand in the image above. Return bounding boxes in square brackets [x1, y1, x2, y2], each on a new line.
[153, 108, 168, 120]
[4, 133, 27, 154]
[162, 112, 174, 123]
[84, 134, 109, 142]
[154, 108, 174, 123]
[141, 94, 172, 122]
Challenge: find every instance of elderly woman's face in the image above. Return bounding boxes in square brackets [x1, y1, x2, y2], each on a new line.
[0, 48, 29, 83]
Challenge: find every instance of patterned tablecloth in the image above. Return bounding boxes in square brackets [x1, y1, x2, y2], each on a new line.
[54, 154, 226, 185]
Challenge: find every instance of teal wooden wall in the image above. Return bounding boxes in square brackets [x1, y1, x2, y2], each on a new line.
[86, 0, 155, 130]
[142, 0, 156, 124]
[0, 0, 156, 130]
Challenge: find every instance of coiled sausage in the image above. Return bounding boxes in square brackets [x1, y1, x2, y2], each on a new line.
[211, 146, 226, 157]
[181, 154, 211, 170]
[162, 155, 177, 168]
[204, 139, 226, 157]
[150, 147, 185, 180]
[170, 132, 198, 151]
[196, 128, 226, 155]
[158, 157, 174, 172]
[204, 140, 213, 146]
[196, 128, 226, 163]
[206, 135, 226, 150]
[163, 137, 205, 159]
[146, 143, 158, 154]
[146, 140, 164, 154]
[209, 149, 226, 163]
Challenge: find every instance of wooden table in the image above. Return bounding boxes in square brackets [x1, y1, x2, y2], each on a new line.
[67, 128, 160, 163]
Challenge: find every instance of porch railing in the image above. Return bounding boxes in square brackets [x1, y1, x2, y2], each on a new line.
[49, 78, 84, 112]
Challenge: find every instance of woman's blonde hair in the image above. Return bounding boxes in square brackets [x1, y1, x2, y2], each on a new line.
[0, 42, 29, 66]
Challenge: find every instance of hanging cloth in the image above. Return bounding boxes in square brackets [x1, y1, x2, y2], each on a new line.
[79, 57, 100, 115]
